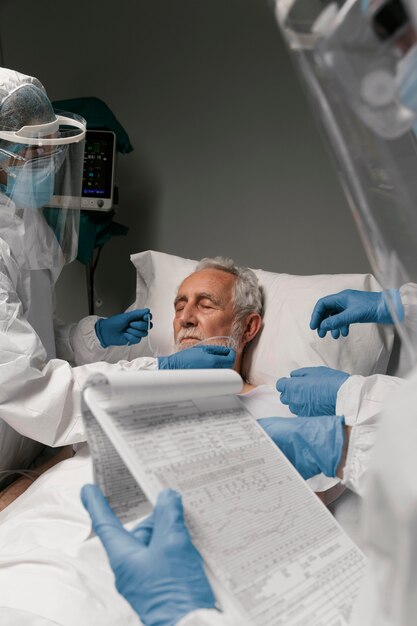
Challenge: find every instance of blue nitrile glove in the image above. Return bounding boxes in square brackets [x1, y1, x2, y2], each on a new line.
[258, 415, 345, 480]
[310, 289, 404, 339]
[81, 486, 216, 626]
[277, 366, 350, 416]
[158, 345, 236, 370]
[95, 308, 152, 348]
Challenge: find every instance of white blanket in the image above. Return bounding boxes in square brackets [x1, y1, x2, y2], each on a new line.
[0, 386, 349, 626]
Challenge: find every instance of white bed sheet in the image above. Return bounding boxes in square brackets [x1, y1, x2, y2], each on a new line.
[0, 445, 142, 626]
[0, 386, 352, 625]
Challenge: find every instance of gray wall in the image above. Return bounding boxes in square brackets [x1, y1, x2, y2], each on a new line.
[0, 0, 370, 322]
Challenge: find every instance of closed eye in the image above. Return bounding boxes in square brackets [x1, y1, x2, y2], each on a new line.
[199, 299, 217, 309]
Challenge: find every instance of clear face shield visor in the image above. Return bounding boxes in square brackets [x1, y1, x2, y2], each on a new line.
[0, 112, 86, 270]
[274, 0, 417, 369]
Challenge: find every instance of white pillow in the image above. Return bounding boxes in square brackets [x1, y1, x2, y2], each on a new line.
[129, 250, 394, 385]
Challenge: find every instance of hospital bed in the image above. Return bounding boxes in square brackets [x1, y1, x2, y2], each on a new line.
[0, 250, 395, 626]
[128, 249, 394, 381]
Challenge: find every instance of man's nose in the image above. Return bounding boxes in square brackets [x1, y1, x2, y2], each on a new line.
[179, 303, 198, 326]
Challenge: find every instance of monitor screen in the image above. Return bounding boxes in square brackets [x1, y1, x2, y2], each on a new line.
[82, 130, 115, 200]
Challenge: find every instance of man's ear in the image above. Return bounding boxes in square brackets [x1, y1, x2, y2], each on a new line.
[241, 313, 262, 346]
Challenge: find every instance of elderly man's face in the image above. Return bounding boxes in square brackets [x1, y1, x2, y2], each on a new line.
[173, 268, 238, 351]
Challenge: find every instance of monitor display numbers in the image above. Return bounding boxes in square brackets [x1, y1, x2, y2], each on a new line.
[49, 130, 115, 211]
[82, 135, 114, 198]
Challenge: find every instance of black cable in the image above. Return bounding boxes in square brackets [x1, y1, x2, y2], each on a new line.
[86, 246, 104, 315]
[92, 245, 103, 274]
[0, 29, 4, 66]
[86, 262, 94, 316]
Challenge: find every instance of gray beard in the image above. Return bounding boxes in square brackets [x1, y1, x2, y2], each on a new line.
[174, 326, 241, 352]
[175, 327, 205, 351]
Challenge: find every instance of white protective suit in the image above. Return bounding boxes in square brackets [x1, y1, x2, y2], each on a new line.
[334, 282, 417, 497]
[0, 67, 158, 477]
[0, 225, 157, 475]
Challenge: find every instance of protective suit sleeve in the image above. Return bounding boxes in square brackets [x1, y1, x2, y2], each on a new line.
[385, 282, 417, 377]
[336, 374, 404, 495]
[2, 346, 157, 448]
[0, 261, 157, 448]
[69, 314, 148, 366]
[400, 281, 417, 341]
[178, 609, 237, 626]
[336, 373, 403, 427]
[53, 317, 78, 363]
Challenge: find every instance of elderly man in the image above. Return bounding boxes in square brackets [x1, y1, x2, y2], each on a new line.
[169, 257, 263, 388]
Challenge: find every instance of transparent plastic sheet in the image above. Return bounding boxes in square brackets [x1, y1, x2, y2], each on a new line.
[0, 469, 41, 481]
[146, 315, 160, 356]
[274, 0, 417, 369]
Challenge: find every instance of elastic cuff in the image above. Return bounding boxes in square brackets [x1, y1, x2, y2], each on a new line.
[336, 375, 365, 427]
[94, 319, 107, 348]
[328, 415, 345, 477]
[384, 288, 404, 323]
[341, 425, 356, 488]
[341, 419, 379, 496]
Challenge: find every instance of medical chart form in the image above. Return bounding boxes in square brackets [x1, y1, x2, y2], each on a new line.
[83, 385, 366, 626]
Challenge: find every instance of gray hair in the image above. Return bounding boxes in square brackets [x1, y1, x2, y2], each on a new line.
[196, 257, 263, 340]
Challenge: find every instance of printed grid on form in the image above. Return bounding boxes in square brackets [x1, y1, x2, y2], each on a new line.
[83, 394, 366, 626]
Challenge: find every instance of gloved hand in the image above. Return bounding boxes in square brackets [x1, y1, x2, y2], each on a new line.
[277, 366, 350, 416]
[81, 486, 216, 626]
[158, 345, 236, 370]
[258, 415, 345, 480]
[95, 309, 152, 348]
[310, 289, 404, 339]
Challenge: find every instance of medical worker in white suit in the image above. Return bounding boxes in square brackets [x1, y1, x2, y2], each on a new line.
[81, 1, 417, 625]
[275, 282, 417, 488]
[0, 68, 234, 481]
[275, 283, 415, 495]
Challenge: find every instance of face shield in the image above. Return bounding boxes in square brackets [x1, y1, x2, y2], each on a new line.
[274, 0, 417, 368]
[0, 112, 86, 270]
